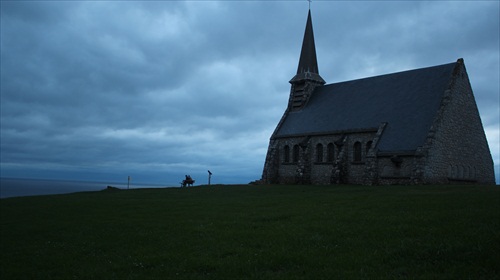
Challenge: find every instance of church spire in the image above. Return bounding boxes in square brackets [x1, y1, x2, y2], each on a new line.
[290, 9, 325, 84]
[297, 9, 318, 75]
[288, 8, 325, 110]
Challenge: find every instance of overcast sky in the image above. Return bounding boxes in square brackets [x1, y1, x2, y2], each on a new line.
[1, 1, 499, 185]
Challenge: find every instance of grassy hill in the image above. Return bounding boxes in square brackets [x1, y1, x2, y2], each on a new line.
[1, 184, 499, 279]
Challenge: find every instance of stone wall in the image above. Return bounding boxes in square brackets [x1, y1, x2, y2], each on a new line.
[261, 139, 279, 184]
[342, 132, 377, 184]
[264, 131, 378, 185]
[423, 60, 495, 184]
[376, 155, 415, 185]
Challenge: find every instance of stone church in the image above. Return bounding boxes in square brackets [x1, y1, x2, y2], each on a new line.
[261, 10, 495, 185]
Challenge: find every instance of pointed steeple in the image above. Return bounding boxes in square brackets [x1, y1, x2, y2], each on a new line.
[297, 9, 318, 75]
[290, 9, 325, 84]
[288, 9, 325, 110]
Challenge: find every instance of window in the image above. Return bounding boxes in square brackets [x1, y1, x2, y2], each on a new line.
[293, 145, 300, 163]
[353, 141, 362, 162]
[316, 143, 323, 162]
[283, 145, 290, 163]
[327, 143, 335, 162]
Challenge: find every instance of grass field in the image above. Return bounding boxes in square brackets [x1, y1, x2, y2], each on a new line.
[1, 184, 499, 279]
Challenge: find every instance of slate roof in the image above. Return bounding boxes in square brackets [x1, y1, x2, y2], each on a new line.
[274, 61, 458, 153]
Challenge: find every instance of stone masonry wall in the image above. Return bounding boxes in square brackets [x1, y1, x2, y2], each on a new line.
[342, 132, 377, 184]
[423, 60, 495, 184]
[376, 156, 415, 185]
[261, 139, 279, 184]
[267, 131, 378, 185]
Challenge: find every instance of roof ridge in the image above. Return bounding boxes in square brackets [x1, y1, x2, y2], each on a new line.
[325, 61, 457, 87]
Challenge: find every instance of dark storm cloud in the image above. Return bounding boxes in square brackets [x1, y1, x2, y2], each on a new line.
[1, 1, 498, 184]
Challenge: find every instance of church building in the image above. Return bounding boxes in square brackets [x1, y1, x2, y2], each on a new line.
[261, 10, 495, 185]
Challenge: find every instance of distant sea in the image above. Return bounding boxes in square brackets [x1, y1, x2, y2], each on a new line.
[0, 178, 175, 199]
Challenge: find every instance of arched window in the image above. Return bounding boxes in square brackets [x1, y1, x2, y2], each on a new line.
[293, 145, 300, 163]
[327, 143, 335, 162]
[366, 141, 373, 155]
[353, 141, 362, 162]
[283, 145, 290, 163]
[316, 143, 323, 162]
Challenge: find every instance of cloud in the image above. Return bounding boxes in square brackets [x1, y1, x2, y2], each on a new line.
[1, 1, 499, 184]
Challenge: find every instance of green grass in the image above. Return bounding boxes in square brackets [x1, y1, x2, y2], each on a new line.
[1, 184, 499, 279]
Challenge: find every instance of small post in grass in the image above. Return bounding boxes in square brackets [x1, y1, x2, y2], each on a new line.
[208, 170, 212, 186]
[127, 176, 131, 190]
